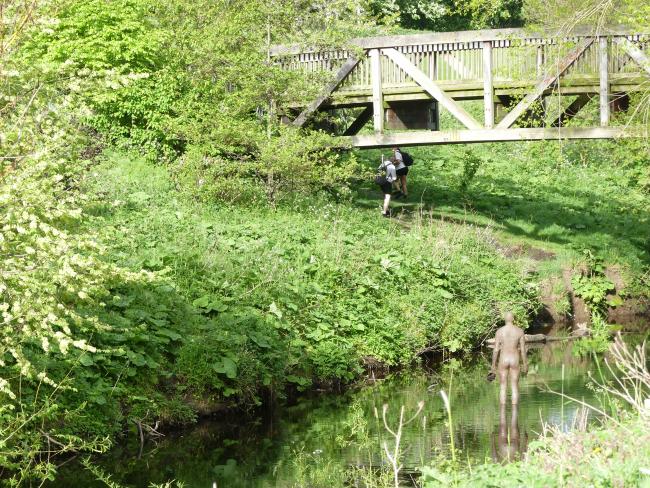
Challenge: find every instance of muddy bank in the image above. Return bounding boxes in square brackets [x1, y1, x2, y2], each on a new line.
[536, 265, 649, 330]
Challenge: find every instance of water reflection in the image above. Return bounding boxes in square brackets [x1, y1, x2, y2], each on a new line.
[492, 403, 527, 463]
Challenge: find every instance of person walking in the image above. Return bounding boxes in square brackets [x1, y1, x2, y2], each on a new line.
[376, 156, 397, 217]
[393, 147, 408, 199]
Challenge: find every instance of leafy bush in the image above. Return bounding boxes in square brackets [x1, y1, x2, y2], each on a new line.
[84, 153, 540, 392]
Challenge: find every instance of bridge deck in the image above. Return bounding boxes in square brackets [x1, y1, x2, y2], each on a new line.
[272, 28, 649, 148]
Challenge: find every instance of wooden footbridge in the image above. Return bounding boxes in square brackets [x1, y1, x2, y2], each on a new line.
[271, 27, 649, 148]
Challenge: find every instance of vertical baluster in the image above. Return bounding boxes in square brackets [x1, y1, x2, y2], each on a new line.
[370, 49, 383, 133]
[599, 37, 609, 126]
[483, 41, 494, 128]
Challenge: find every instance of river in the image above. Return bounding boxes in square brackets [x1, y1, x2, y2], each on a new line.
[50, 333, 648, 487]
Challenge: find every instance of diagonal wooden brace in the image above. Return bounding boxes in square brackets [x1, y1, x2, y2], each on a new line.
[343, 105, 373, 136]
[293, 56, 360, 128]
[551, 94, 595, 127]
[381, 48, 482, 130]
[614, 37, 650, 75]
[497, 38, 594, 129]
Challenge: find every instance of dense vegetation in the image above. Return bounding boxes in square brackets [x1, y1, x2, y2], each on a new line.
[0, 0, 648, 485]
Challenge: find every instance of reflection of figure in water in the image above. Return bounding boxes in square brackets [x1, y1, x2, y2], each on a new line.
[488, 311, 528, 405]
[492, 403, 528, 463]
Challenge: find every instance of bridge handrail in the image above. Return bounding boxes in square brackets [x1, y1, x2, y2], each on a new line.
[270, 26, 647, 58]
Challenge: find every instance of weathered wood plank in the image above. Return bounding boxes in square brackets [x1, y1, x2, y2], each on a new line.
[483, 41, 494, 128]
[343, 105, 373, 136]
[270, 26, 641, 56]
[369, 49, 384, 133]
[614, 37, 650, 75]
[382, 48, 482, 130]
[447, 52, 475, 79]
[292, 56, 360, 127]
[599, 37, 609, 126]
[350, 127, 632, 148]
[496, 38, 594, 129]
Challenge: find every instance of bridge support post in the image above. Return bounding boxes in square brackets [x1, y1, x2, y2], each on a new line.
[483, 41, 494, 128]
[369, 49, 384, 133]
[599, 37, 609, 127]
[536, 45, 548, 115]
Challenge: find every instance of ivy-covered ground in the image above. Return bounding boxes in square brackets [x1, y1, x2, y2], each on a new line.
[88, 151, 540, 397]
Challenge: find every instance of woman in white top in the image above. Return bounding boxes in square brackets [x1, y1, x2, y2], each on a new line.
[376, 157, 397, 217]
[393, 147, 408, 199]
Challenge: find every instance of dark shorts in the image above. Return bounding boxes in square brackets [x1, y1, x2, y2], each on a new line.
[396, 167, 409, 177]
[375, 176, 392, 194]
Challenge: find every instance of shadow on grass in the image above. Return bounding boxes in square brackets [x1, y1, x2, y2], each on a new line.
[353, 171, 650, 266]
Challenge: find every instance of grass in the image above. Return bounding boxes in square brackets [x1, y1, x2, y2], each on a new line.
[354, 137, 650, 280]
[80, 150, 540, 406]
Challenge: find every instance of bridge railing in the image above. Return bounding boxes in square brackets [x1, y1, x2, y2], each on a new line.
[272, 28, 648, 96]
[271, 27, 649, 147]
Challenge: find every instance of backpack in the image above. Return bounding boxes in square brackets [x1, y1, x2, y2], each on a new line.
[402, 151, 414, 166]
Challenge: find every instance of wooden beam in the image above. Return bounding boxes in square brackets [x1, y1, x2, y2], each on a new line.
[343, 106, 373, 136]
[536, 45, 544, 76]
[270, 26, 641, 56]
[614, 37, 650, 75]
[483, 41, 494, 128]
[381, 48, 482, 130]
[496, 38, 594, 129]
[551, 94, 595, 127]
[536, 45, 548, 113]
[293, 56, 359, 127]
[369, 49, 384, 133]
[599, 37, 609, 126]
[350, 127, 633, 148]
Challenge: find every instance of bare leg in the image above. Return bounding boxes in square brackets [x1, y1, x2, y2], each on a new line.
[382, 194, 391, 214]
[509, 365, 520, 405]
[498, 368, 508, 405]
[400, 175, 407, 196]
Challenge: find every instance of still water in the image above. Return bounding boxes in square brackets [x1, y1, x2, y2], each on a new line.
[52, 336, 647, 487]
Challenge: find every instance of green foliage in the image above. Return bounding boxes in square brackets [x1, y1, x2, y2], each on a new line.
[458, 148, 482, 192]
[19, 0, 368, 184]
[572, 274, 615, 310]
[572, 314, 612, 356]
[87, 153, 539, 392]
[175, 128, 363, 205]
[422, 416, 650, 487]
[553, 292, 571, 317]
[523, 0, 649, 32]
[571, 250, 617, 318]
[368, 0, 523, 30]
[0, 151, 204, 477]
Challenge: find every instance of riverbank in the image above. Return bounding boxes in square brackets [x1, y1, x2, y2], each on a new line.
[422, 334, 650, 487]
[81, 151, 540, 407]
[46, 332, 649, 487]
[3, 143, 648, 483]
[355, 139, 650, 329]
[422, 415, 650, 487]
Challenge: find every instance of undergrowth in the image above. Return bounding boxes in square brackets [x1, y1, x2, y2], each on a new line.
[83, 151, 540, 403]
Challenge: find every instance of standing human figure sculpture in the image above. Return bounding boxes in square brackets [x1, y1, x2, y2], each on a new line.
[488, 311, 528, 405]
